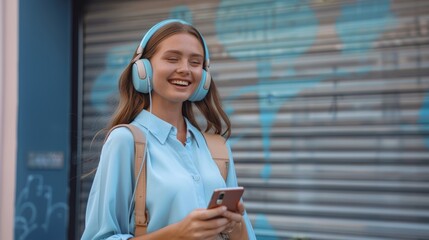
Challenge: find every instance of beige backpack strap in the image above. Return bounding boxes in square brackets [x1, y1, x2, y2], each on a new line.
[106, 124, 148, 236]
[202, 133, 229, 182]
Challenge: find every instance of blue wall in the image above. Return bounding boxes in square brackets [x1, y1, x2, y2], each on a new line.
[15, 0, 71, 239]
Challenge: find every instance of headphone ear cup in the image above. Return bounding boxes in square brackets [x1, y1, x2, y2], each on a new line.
[132, 59, 153, 93]
[188, 70, 211, 102]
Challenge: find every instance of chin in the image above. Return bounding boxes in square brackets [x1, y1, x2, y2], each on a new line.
[170, 95, 190, 103]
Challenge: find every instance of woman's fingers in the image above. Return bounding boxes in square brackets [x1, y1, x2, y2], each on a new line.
[188, 207, 231, 231]
[195, 206, 228, 220]
[220, 202, 246, 225]
[221, 210, 243, 222]
[237, 201, 246, 215]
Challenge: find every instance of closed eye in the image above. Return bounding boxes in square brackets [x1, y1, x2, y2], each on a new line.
[167, 57, 179, 62]
[190, 60, 202, 66]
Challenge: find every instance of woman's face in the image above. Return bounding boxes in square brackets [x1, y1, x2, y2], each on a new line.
[150, 32, 204, 105]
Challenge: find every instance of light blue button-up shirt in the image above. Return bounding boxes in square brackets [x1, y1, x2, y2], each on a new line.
[81, 110, 256, 240]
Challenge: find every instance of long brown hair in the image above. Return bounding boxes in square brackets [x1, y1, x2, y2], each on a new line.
[107, 21, 231, 138]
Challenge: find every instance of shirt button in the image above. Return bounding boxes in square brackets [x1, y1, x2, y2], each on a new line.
[192, 175, 200, 181]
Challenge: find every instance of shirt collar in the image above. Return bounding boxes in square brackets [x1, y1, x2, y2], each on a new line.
[186, 119, 200, 147]
[133, 110, 200, 146]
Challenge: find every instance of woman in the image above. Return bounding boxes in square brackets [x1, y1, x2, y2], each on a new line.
[82, 19, 256, 240]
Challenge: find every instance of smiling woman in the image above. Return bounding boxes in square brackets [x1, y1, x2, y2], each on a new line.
[81, 19, 256, 240]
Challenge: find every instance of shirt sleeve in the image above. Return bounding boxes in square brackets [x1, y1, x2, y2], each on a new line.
[225, 140, 257, 240]
[81, 128, 136, 240]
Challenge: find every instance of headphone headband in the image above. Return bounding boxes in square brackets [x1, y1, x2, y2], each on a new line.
[136, 19, 210, 69]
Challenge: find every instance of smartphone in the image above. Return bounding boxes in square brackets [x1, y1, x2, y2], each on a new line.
[207, 187, 244, 212]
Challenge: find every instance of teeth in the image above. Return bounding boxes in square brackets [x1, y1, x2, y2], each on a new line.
[171, 80, 189, 86]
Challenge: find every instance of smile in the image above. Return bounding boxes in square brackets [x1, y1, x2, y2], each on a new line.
[170, 80, 190, 86]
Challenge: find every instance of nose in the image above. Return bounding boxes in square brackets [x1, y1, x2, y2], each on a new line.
[176, 60, 190, 75]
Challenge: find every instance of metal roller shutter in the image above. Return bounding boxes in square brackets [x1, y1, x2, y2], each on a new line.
[78, 0, 429, 239]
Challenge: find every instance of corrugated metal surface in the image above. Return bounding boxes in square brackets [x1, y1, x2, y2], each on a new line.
[78, 0, 429, 239]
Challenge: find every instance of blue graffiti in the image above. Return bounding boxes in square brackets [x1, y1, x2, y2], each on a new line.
[90, 44, 135, 113]
[254, 214, 280, 240]
[333, 0, 396, 78]
[419, 92, 429, 148]
[336, 0, 396, 54]
[216, 0, 318, 61]
[15, 175, 68, 240]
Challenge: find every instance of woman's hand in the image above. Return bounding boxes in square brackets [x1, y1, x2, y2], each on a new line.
[131, 203, 248, 240]
[171, 206, 232, 240]
[220, 201, 249, 240]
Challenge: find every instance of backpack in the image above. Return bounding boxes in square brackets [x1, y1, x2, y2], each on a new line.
[106, 124, 229, 236]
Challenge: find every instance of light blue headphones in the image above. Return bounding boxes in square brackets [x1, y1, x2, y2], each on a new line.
[132, 19, 211, 102]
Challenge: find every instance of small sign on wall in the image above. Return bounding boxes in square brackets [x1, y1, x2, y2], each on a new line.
[27, 152, 64, 169]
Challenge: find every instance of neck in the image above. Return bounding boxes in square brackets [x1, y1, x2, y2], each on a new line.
[152, 106, 187, 145]
[149, 95, 188, 145]
[150, 100, 185, 131]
